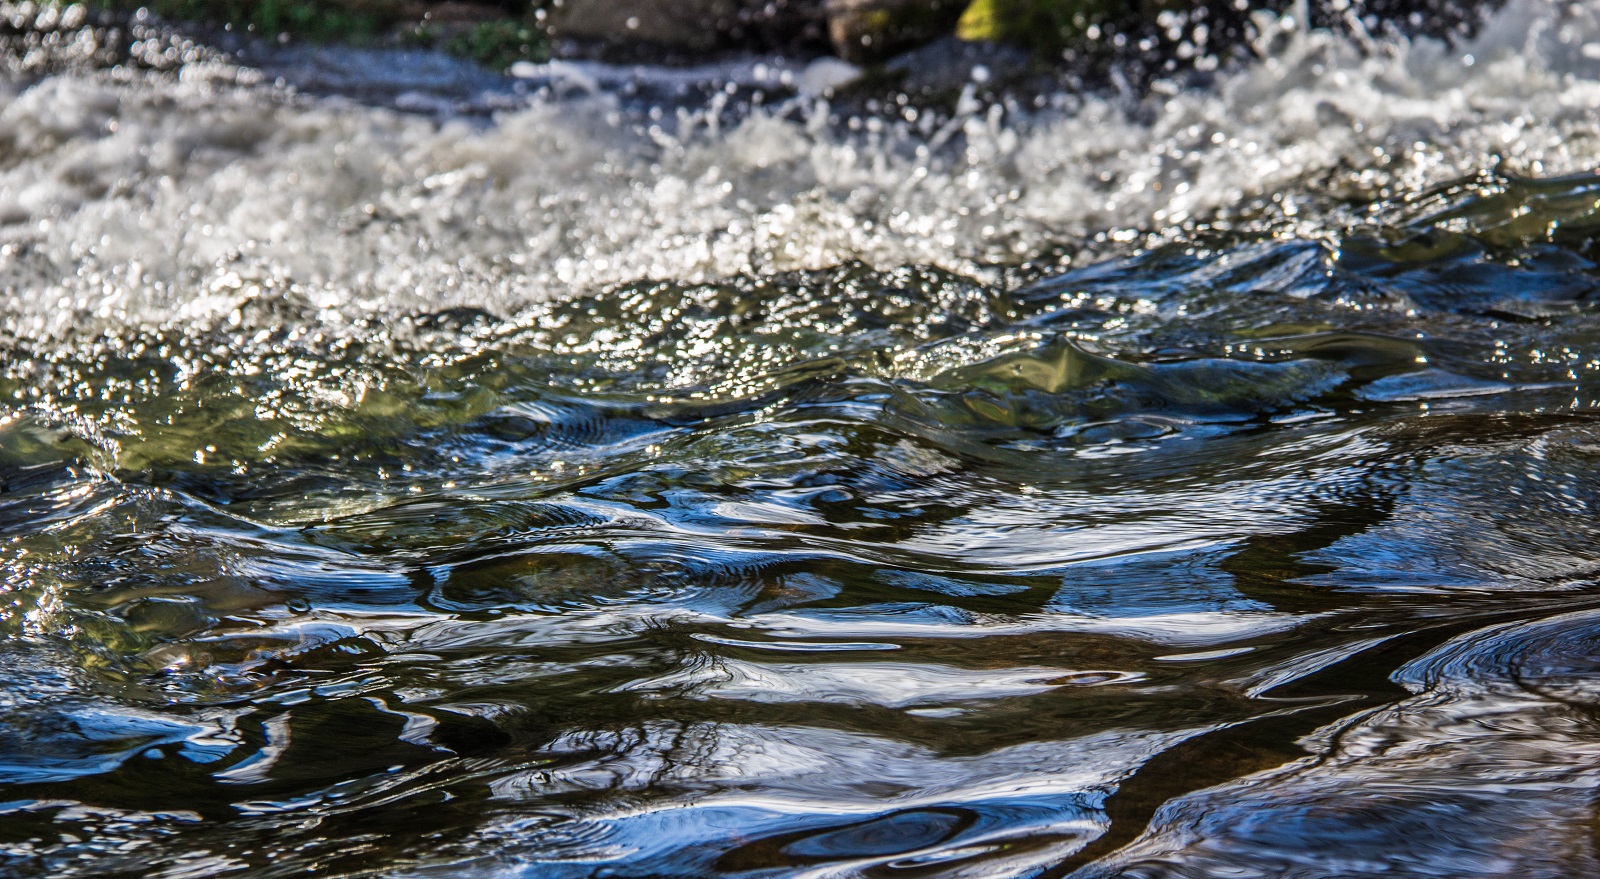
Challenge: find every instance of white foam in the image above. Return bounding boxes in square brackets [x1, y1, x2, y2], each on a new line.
[1, 0, 1598, 340]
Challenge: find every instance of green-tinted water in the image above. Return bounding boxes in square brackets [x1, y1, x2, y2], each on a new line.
[5, 170, 1600, 876]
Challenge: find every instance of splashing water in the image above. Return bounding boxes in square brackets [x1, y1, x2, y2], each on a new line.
[4, 1, 1600, 876]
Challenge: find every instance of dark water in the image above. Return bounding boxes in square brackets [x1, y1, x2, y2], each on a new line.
[5, 163, 1600, 877]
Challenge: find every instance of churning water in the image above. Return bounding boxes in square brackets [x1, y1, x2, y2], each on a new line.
[5, 1, 1600, 876]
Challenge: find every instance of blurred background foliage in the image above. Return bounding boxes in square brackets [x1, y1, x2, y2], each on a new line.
[70, 0, 1492, 71]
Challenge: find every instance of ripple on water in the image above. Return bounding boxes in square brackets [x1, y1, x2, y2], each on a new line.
[6, 1, 1600, 876]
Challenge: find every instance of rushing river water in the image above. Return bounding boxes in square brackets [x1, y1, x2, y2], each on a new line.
[5, 1, 1600, 876]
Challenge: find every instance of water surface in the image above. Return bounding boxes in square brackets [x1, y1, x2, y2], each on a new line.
[5, 2, 1600, 876]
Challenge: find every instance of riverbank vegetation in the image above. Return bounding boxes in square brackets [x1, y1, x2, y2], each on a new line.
[62, 0, 1496, 74]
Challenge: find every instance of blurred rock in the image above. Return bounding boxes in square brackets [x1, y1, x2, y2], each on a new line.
[825, 0, 966, 63]
[546, 0, 740, 52]
[885, 34, 1029, 94]
[546, 0, 829, 56]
